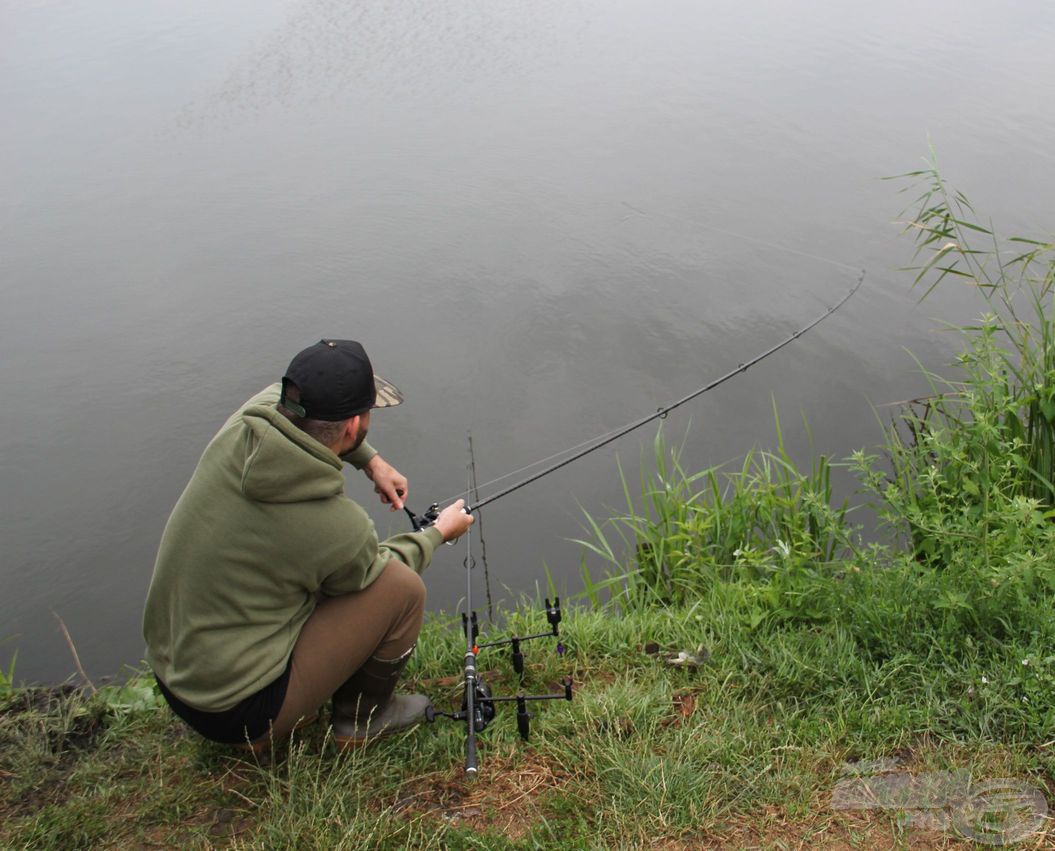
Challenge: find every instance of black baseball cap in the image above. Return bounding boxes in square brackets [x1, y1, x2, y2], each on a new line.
[280, 339, 404, 421]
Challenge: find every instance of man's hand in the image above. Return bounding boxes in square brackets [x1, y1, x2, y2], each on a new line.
[362, 455, 408, 511]
[434, 499, 474, 543]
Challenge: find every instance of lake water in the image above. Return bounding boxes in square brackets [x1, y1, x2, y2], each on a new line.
[3, 0, 1054, 683]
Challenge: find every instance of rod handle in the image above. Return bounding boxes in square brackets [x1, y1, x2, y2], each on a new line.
[466, 735, 479, 775]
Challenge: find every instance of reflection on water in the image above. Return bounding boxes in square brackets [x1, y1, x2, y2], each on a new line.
[2, 0, 1054, 681]
[183, 0, 587, 126]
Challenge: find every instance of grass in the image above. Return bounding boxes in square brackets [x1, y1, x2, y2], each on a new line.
[574, 405, 857, 616]
[3, 603, 1053, 848]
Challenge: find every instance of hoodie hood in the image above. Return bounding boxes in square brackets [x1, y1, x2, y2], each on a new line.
[238, 404, 345, 503]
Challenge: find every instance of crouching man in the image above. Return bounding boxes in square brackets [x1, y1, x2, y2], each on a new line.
[142, 339, 472, 749]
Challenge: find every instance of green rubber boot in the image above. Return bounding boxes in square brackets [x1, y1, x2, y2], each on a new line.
[331, 648, 428, 748]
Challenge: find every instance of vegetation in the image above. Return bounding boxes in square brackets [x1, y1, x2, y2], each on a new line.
[576, 410, 857, 618]
[2, 161, 1054, 847]
[3, 607, 1049, 849]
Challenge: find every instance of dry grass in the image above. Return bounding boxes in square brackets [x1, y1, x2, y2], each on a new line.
[393, 751, 567, 840]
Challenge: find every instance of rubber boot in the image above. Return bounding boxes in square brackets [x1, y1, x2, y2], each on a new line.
[331, 647, 429, 748]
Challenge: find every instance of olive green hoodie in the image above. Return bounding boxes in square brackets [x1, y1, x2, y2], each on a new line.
[143, 384, 443, 711]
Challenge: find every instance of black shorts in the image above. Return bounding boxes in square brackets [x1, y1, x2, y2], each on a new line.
[155, 661, 292, 745]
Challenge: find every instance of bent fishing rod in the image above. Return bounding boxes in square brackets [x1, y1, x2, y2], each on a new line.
[406, 268, 865, 528]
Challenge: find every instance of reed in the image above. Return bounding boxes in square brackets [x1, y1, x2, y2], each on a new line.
[839, 159, 1055, 647]
[575, 407, 857, 613]
[890, 155, 1055, 508]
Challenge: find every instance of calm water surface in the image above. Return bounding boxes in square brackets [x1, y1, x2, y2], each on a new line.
[3, 0, 1054, 682]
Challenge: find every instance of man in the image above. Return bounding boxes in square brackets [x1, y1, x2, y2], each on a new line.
[142, 339, 473, 749]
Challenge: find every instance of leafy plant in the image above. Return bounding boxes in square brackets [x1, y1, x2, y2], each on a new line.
[837, 158, 1055, 643]
[96, 675, 164, 716]
[889, 155, 1055, 506]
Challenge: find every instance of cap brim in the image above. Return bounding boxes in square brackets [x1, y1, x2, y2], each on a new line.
[372, 374, 404, 408]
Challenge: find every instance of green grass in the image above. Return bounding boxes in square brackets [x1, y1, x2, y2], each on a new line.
[3, 602, 1053, 848]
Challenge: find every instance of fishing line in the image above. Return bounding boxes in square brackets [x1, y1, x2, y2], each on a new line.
[437, 421, 652, 506]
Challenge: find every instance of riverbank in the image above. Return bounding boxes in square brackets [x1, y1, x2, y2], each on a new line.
[2, 594, 1053, 849]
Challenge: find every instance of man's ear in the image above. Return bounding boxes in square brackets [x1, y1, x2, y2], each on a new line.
[344, 415, 361, 440]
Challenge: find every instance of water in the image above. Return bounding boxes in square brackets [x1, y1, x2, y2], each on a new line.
[2, 0, 1054, 683]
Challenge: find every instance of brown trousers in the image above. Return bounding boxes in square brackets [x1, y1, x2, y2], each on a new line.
[265, 558, 426, 739]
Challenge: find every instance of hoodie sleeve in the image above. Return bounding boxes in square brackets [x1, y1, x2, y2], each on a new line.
[378, 526, 443, 575]
[319, 515, 443, 596]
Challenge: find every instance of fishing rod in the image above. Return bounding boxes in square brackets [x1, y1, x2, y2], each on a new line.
[408, 271, 864, 774]
[408, 269, 865, 525]
[423, 449, 572, 775]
